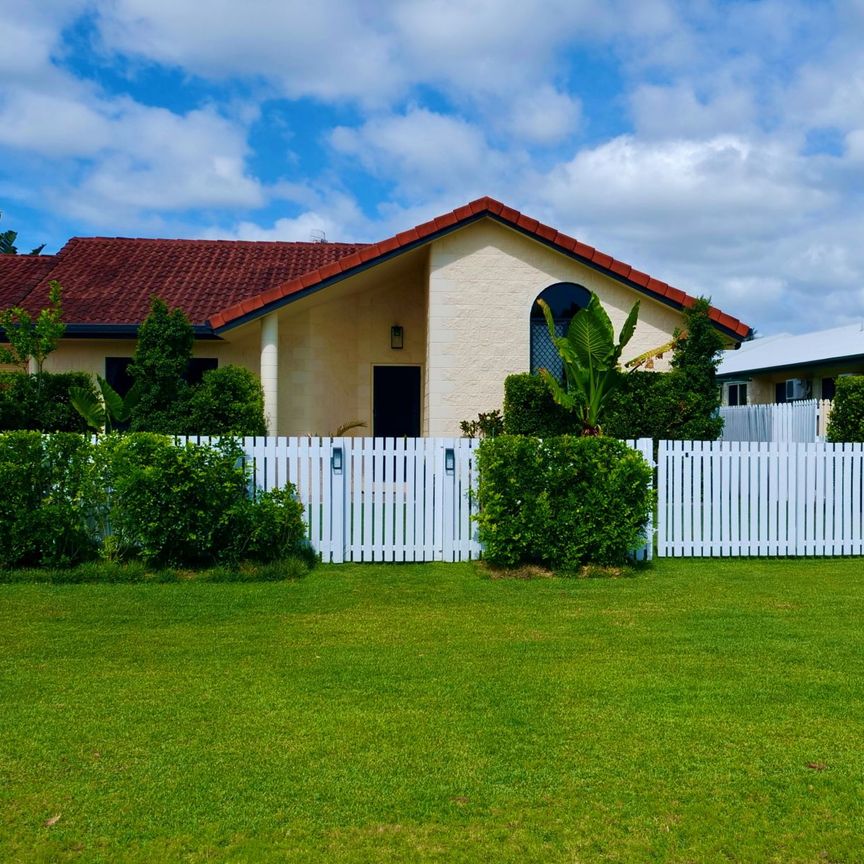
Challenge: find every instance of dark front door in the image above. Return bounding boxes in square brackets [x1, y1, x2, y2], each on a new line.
[373, 366, 421, 437]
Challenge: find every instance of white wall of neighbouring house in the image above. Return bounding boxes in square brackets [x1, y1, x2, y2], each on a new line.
[424, 219, 688, 436]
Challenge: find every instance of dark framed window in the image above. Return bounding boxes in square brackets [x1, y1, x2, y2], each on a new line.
[821, 377, 836, 400]
[104, 357, 218, 395]
[530, 282, 591, 377]
[727, 382, 748, 406]
[775, 382, 787, 404]
[105, 357, 134, 397]
[186, 358, 218, 385]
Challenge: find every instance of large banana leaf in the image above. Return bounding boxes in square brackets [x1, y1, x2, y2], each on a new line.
[535, 291, 643, 434]
[97, 375, 126, 423]
[69, 386, 106, 432]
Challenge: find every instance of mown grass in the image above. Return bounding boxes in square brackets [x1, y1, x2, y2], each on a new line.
[2, 558, 864, 862]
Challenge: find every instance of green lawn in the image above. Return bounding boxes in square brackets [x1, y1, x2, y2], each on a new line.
[3, 560, 864, 863]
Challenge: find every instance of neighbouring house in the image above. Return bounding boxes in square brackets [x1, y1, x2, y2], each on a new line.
[0, 197, 751, 436]
[718, 322, 864, 406]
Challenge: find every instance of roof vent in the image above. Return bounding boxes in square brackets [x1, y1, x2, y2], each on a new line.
[309, 229, 327, 244]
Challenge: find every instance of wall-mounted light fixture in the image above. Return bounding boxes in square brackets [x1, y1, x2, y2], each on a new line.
[390, 325, 404, 350]
[445, 447, 455, 474]
[331, 446, 343, 474]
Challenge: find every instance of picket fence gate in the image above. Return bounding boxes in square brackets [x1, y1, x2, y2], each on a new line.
[657, 440, 864, 557]
[178, 436, 655, 564]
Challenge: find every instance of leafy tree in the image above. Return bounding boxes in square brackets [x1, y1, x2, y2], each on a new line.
[536, 291, 640, 436]
[669, 298, 726, 439]
[128, 298, 194, 432]
[0, 280, 65, 372]
[0, 212, 44, 255]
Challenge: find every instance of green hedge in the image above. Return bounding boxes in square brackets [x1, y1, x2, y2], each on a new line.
[503, 374, 577, 436]
[826, 377, 864, 442]
[476, 435, 653, 570]
[0, 372, 97, 432]
[504, 371, 724, 441]
[0, 432, 308, 569]
[186, 366, 267, 436]
[0, 432, 98, 567]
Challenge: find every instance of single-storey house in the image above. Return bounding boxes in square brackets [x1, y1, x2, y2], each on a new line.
[718, 322, 864, 406]
[0, 197, 751, 436]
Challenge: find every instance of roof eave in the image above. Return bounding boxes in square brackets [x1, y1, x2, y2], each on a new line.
[211, 210, 752, 341]
[718, 352, 864, 379]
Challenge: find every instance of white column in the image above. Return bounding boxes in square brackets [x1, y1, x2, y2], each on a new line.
[260, 313, 279, 435]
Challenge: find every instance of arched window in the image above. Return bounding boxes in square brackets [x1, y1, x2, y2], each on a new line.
[530, 282, 591, 377]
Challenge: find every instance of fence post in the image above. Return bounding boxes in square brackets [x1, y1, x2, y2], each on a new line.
[329, 437, 346, 564]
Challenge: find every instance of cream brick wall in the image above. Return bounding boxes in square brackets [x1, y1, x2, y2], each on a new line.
[36, 221, 712, 437]
[425, 220, 687, 436]
[276, 252, 426, 435]
[45, 338, 254, 378]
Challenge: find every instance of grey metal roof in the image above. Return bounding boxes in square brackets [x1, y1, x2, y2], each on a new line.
[718, 322, 864, 377]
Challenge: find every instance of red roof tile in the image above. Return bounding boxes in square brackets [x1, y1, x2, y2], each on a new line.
[14, 237, 366, 326]
[0, 255, 57, 309]
[0, 197, 753, 341]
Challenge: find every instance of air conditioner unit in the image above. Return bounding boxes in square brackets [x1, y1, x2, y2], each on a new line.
[785, 378, 809, 401]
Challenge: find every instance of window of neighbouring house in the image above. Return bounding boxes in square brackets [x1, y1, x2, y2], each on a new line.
[530, 282, 591, 378]
[821, 377, 836, 400]
[727, 382, 748, 406]
[774, 382, 787, 404]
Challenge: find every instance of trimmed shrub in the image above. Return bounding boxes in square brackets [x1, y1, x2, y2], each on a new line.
[0, 371, 97, 432]
[476, 435, 653, 570]
[0, 431, 310, 570]
[503, 374, 577, 436]
[474, 435, 547, 567]
[187, 365, 267, 436]
[219, 487, 308, 564]
[826, 376, 864, 442]
[538, 437, 654, 568]
[95, 434, 248, 566]
[0, 432, 98, 567]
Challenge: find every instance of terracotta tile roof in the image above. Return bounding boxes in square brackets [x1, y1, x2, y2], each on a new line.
[0, 255, 57, 309]
[0, 197, 752, 340]
[210, 196, 753, 339]
[15, 237, 367, 326]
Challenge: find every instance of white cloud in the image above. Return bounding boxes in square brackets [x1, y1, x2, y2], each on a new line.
[95, 0, 397, 104]
[630, 83, 757, 139]
[331, 108, 513, 199]
[503, 87, 582, 146]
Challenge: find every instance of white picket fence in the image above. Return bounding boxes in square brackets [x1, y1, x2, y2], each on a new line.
[720, 399, 832, 443]
[179, 436, 655, 564]
[658, 440, 864, 557]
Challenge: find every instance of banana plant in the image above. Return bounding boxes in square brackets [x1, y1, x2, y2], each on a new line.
[70, 375, 140, 434]
[536, 292, 640, 436]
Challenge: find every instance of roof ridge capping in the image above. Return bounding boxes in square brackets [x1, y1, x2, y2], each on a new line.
[207, 196, 752, 339]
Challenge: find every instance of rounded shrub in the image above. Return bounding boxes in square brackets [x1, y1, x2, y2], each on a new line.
[187, 365, 267, 436]
[826, 376, 864, 442]
[476, 435, 653, 571]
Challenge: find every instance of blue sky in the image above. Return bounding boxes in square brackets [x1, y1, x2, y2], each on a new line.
[1, 0, 863, 334]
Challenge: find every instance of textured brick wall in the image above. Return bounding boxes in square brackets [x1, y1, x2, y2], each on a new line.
[425, 220, 686, 436]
